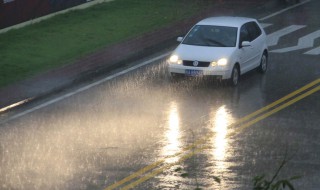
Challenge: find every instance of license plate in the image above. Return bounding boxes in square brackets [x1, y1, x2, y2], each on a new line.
[185, 69, 203, 76]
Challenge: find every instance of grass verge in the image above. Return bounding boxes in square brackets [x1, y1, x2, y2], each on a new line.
[0, 0, 208, 88]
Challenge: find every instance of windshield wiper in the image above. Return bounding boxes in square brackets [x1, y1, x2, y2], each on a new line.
[205, 38, 227, 47]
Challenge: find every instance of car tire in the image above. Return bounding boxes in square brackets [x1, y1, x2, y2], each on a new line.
[229, 65, 240, 86]
[258, 52, 268, 73]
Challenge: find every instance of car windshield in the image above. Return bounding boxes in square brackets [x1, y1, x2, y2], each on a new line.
[182, 25, 238, 47]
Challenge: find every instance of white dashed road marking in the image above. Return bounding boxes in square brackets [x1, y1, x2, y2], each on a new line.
[305, 46, 320, 55]
[267, 25, 306, 47]
[271, 30, 320, 54]
[261, 23, 273, 29]
[259, 0, 312, 21]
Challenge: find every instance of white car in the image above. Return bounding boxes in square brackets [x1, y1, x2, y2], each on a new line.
[167, 16, 268, 86]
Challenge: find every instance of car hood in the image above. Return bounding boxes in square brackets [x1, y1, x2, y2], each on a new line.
[173, 44, 236, 62]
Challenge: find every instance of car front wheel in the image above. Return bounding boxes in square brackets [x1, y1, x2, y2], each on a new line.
[229, 65, 240, 86]
[258, 52, 268, 73]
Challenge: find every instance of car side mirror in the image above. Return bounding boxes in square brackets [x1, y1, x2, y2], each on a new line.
[177, 37, 183, 42]
[241, 41, 251, 48]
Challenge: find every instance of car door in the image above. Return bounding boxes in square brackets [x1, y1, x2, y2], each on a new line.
[246, 21, 263, 69]
[239, 23, 255, 74]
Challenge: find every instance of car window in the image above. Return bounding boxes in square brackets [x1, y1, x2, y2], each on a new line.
[182, 25, 238, 47]
[247, 21, 262, 41]
[240, 25, 250, 43]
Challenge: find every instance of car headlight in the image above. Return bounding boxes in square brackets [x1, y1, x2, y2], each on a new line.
[217, 58, 228, 66]
[169, 55, 182, 64]
[212, 58, 228, 67]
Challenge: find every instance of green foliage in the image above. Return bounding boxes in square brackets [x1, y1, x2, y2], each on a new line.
[253, 175, 300, 190]
[253, 152, 300, 190]
[0, 0, 206, 87]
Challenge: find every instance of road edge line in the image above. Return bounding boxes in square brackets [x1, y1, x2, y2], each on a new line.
[259, 0, 311, 21]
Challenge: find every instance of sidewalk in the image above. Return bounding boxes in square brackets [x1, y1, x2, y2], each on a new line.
[0, 0, 275, 111]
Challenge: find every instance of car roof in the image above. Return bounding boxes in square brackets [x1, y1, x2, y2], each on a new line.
[196, 16, 257, 28]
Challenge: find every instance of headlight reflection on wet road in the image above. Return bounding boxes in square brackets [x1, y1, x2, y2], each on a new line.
[161, 101, 182, 164]
[210, 105, 234, 171]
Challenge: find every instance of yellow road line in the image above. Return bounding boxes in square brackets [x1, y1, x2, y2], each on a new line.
[230, 85, 320, 136]
[122, 146, 206, 190]
[104, 160, 164, 190]
[104, 79, 320, 190]
[230, 78, 320, 126]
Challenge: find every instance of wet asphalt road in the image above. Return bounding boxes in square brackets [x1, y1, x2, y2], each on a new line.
[0, 1, 320, 190]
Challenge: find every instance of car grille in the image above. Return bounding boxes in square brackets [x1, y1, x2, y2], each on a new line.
[183, 60, 210, 67]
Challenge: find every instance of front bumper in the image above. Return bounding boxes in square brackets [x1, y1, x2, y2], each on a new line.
[168, 64, 232, 80]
